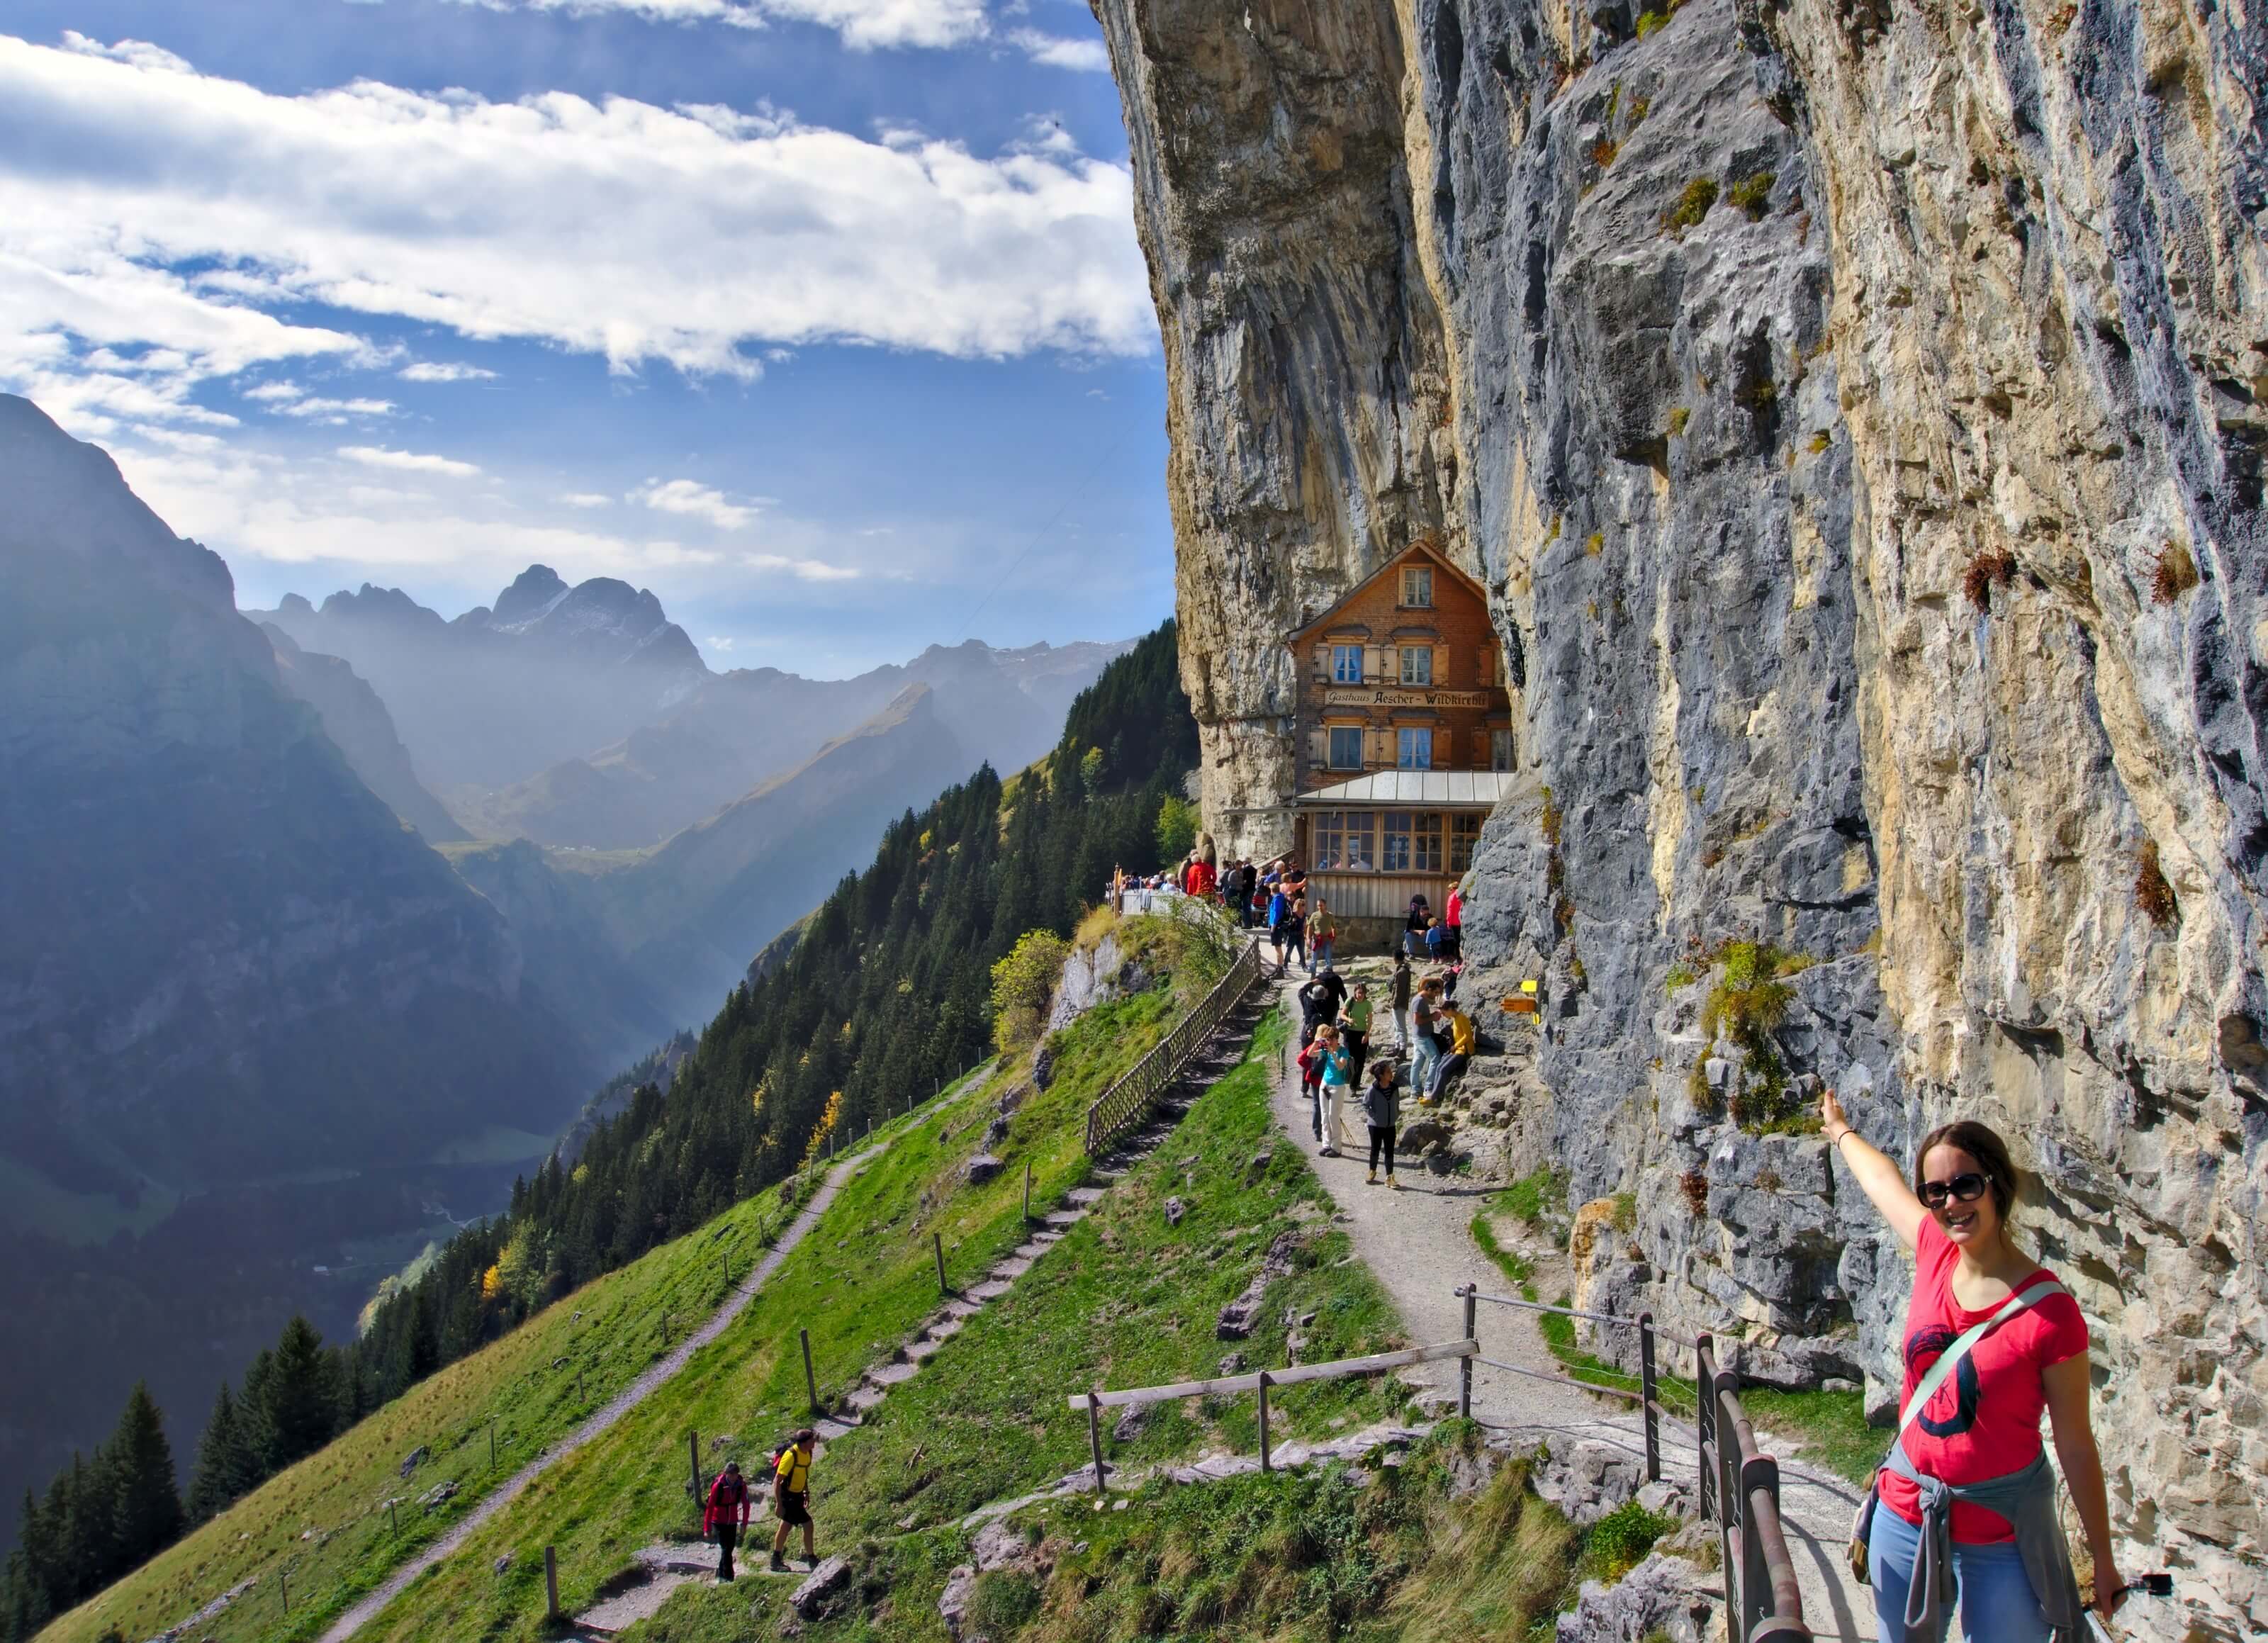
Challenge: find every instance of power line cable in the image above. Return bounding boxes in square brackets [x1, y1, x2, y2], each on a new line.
[959, 439, 1122, 639]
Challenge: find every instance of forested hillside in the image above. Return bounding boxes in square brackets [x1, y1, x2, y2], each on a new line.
[0, 621, 1196, 1639]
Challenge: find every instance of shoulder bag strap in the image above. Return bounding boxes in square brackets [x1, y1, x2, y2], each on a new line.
[1896, 1276, 2068, 1436]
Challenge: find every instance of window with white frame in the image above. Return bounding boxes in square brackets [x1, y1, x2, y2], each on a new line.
[1316, 809, 1376, 870]
[1400, 566, 1434, 607]
[1396, 727, 1433, 769]
[1331, 644, 1364, 683]
[1327, 726, 1364, 769]
[1399, 646, 1434, 686]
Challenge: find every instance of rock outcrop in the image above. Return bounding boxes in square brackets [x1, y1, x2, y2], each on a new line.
[1095, 0, 2267, 1632]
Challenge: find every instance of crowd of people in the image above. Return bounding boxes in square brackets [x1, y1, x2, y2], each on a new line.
[1292, 950, 1473, 1189]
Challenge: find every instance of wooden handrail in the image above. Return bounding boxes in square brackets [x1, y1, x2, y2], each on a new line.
[1067, 1339, 1476, 1411]
[1696, 1335, 1812, 1641]
[1082, 936, 1264, 1156]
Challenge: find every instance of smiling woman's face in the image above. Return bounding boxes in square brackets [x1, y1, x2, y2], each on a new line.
[1921, 1143, 2002, 1250]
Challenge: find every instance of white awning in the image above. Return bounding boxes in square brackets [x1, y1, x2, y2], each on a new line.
[1291, 770, 1517, 807]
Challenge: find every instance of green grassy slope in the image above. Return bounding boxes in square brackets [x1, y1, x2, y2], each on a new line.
[34, 1066, 990, 1643]
[352, 963, 1420, 1643]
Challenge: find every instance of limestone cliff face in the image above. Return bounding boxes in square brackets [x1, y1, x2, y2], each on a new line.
[1096, 0, 2266, 1632]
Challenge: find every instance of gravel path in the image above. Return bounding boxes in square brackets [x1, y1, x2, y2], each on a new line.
[320, 1143, 886, 1642]
[1264, 985, 1871, 1642]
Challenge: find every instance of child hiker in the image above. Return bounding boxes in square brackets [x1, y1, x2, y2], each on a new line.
[1362, 1057, 1400, 1189]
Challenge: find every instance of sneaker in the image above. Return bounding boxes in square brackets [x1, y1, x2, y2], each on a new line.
[769, 1554, 787, 1573]
[1387, 1174, 1400, 1189]
[1365, 1170, 1378, 1184]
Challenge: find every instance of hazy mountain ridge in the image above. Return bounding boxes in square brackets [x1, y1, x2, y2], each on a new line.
[251, 566, 709, 792]
[454, 634, 1133, 849]
[0, 393, 627, 1538]
[261, 622, 469, 843]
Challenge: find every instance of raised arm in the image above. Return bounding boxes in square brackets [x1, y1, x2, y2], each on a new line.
[1819, 1090, 1929, 1252]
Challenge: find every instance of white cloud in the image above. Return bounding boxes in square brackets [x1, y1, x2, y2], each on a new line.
[399, 360, 497, 382]
[746, 550, 859, 582]
[339, 444, 483, 477]
[1009, 28, 1109, 71]
[0, 33, 1152, 437]
[705, 634, 737, 652]
[276, 396, 395, 420]
[631, 477, 758, 529]
[559, 491, 613, 508]
[242, 381, 305, 403]
[452, 0, 989, 51]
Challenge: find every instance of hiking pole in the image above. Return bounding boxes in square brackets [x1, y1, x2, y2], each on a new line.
[2085, 1575, 2174, 1642]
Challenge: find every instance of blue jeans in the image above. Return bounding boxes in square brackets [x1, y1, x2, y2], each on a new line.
[1868, 1501, 2048, 1643]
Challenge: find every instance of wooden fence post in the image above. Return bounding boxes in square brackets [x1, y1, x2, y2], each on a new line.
[388, 1498, 399, 1539]
[1086, 1396, 1107, 1494]
[688, 1430, 703, 1517]
[490, 1421, 498, 1471]
[1257, 1372, 1272, 1472]
[544, 1546, 560, 1620]
[933, 1230, 948, 1295]
[1458, 1286, 1476, 1418]
[1023, 1162, 1033, 1224]
[801, 1328, 819, 1415]
[280, 1571, 289, 1615]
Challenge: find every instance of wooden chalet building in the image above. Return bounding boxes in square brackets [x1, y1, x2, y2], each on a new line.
[1285, 542, 1516, 927]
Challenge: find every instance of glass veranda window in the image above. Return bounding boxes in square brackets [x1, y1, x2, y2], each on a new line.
[1450, 813, 1481, 871]
[1413, 812, 1444, 872]
[1316, 810, 1375, 870]
[1383, 810, 1413, 871]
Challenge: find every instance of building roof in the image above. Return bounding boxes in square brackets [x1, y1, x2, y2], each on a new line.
[1286, 539, 1489, 644]
[1291, 770, 1517, 807]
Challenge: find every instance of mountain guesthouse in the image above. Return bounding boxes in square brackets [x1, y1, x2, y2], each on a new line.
[1286, 540, 1515, 936]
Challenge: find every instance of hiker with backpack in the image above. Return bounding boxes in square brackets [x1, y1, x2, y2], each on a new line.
[703, 1460, 752, 1581]
[1425, 997, 1475, 1104]
[1819, 1096, 2126, 1642]
[1388, 951, 1413, 1050]
[768, 1428, 819, 1573]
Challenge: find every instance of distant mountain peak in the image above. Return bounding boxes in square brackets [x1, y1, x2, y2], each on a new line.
[490, 564, 571, 628]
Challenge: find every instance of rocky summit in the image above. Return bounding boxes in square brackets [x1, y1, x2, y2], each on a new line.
[1094, 0, 2266, 1632]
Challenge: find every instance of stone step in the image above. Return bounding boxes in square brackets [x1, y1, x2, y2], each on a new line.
[989, 1255, 1035, 1281]
[904, 1335, 945, 1363]
[865, 1360, 921, 1389]
[965, 1277, 1014, 1301]
[813, 1415, 860, 1440]
[845, 1384, 887, 1413]
[1064, 1187, 1106, 1206]
[922, 1315, 966, 1342]
[1042, 1209, 1088, 1229]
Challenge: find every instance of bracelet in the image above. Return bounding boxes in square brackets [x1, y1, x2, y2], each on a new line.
[1831, 1129, 1856, 1154]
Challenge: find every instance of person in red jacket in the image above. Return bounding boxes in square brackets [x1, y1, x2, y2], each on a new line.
[1444, 883, 1464, 960]
[703, 1460, 752, 1581]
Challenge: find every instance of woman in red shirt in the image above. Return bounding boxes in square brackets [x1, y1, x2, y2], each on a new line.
[1819, 1095, 2124, 1642]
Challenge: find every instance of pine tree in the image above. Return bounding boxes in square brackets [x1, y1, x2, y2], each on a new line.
[185, 1384, 257, 1523]
[254, 1318, 336, 1471]
[104, 1383, 183, 1572]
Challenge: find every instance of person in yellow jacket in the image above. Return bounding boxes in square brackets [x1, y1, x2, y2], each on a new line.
[768, 1428, 819, 1571]
[1425, 1001, 1476, 1104]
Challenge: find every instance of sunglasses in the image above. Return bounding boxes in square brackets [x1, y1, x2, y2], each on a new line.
[1919, 1172, 1991, 1209]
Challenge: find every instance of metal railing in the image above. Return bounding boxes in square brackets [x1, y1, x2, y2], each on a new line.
[1460, 1287, 1810, 1640]
[1067, 1338, 1478, 1490]
[1082, 936, 1266, 1155]
[1697, 1333, 1811, 1642]
[1458, 1285, 1683, 1482]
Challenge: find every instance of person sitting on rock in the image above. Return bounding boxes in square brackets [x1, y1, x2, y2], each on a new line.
[1424, 999, 1475, 1105]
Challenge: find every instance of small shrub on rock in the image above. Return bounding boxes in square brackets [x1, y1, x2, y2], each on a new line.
[1726, 170, 1778, 219]
[2135, 839, 2177, 926]
[1963, 549, 2017, 612]
[1661, 176, 1718, 232]
[2152, 540, 2199, 603]
[1583, 1500, 1677, 1583]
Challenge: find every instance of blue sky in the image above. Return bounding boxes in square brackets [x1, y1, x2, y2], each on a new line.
[0, 0, 1172, 674]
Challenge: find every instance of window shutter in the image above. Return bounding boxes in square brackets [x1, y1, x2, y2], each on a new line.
[1366, 646, 1386, 683]
[1478, 648, 1493, 686]
[1311, 643, 1329, 679]
[1369, 729, 1392, 767]
[1307, 728, 1326, 767]
[1474, 728, 1491, 768]
[1433, 646, 1447, 685]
